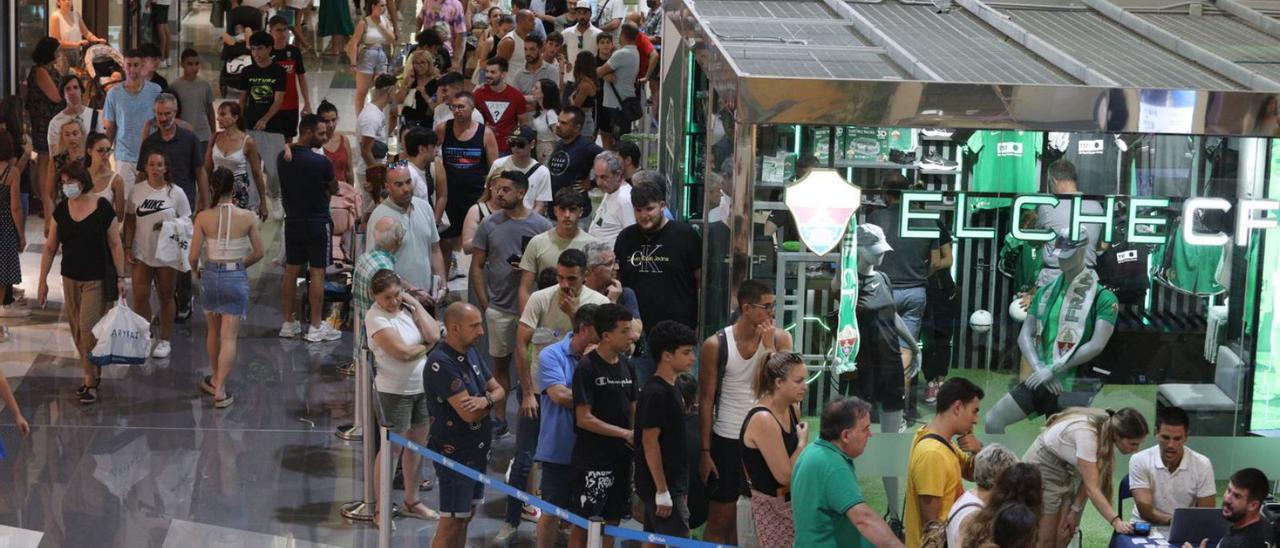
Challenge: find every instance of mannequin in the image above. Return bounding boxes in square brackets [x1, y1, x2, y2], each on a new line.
[985, 235, 1118, 434]
[849, 223, 920, 518]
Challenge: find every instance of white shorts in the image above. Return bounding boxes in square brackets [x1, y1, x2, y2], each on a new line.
[484, 307, 519, 358]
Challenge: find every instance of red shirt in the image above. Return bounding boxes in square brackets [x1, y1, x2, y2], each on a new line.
[635, 33, 655, 83]
[271, 45, 307, 111]
[473, 83, 527, 154]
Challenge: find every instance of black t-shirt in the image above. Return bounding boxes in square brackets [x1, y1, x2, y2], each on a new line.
[615, 220, 703, 332]
[240, 62, 287, 132]
[634, 375, 688, 495]
[424, 343, 495, 456]
[54, 198, 116, 282]
[270, 45, 307, 109]
[548, 135, 603, 214]
[865, 204, 946, 289]
[278, 146, 335, 221]
[571, 351, 637, 469]
[1217, 519, 1277, 548]
[856, 270, 899, 370]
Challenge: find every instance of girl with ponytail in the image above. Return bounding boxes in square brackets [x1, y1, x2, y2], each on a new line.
[1024, 406, 1149, 547]
[739, 351, 810, 547]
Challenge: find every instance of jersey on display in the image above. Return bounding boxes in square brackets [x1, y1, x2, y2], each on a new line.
[1131, 135, 1195, 198]
[999, 233, 1043, 293]
[966, 130, 1042, 210]
[1155, 215, 1227, 296]
[1051, 132, 1123, 196]
[1029, 273, 1118, 383]
[1095, 241, 1151, 305]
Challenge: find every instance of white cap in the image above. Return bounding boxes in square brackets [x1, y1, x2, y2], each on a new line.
[857, 223, 893, 254]
[574, 0, 591, 8]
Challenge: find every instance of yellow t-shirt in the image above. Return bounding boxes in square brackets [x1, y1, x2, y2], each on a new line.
[904, 426, 973, 547]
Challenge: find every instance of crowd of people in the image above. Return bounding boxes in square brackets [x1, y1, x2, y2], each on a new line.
[1, 1, 1277, 548]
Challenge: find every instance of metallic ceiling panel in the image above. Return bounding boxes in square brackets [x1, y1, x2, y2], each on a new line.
[1139, 13, 1280, 82]
[1005, 9, 1243, 89]
[724, 45, 907, 79]
[694, 0, 836, 20]
[848, 1, 1077, 85]
[707, 20, 872, 47]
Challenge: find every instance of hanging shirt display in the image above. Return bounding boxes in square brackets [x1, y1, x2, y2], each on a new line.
[1156, 215, 1227, 296]
[1132, 135, 1196, 198]
[1053, 132, 1123, 196]
[1096, 240, 1151, 306]
[965, 130, 1042, 210]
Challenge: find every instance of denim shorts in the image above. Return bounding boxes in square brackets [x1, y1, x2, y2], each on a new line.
[893, 286, 927, 348]
[200, 263, 249, 317]
[357, 46, 388, 75]
[435, 451, 488, 517]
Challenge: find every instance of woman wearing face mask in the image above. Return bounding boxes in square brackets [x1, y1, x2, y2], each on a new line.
[85, 133, 125, 220]
[125, 151, 192, 361]
[37, 161, 127, 404]
[740, 351, 810, 547]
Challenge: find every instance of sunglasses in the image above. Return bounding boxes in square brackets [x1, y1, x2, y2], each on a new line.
[449, 103, 469, 110]
[387, 159, 410, 170]
[508, 139, 530, 147]
[94, 146, 113, 154]
[578, 35, 584, 49]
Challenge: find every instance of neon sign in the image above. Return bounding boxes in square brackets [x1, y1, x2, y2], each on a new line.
[897, 192, 1279, 247]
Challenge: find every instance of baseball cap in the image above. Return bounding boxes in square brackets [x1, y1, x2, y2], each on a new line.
[508, 126, 536, 144]
[574, 0, 591, 9]
[857, 223, 893, 254]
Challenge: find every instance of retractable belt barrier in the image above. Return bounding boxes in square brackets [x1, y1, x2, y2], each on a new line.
[385, 432, 733, 548]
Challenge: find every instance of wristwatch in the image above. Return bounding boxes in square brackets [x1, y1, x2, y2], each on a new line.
[484, 394, 494, 408]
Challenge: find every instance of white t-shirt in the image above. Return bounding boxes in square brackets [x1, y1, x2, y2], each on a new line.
[47, 107, 105, 153]
[487, 156, 553, 210]
[587, 183, 634, 248]
[1128, 445, 1217, 522]
[129, 183, 192, 267]
[946, 490, 985, 548]
[356, 105, 387, 173]
[592, 0, 627, 37]
[365, 306, 428, 395]
[533, 109, 558, 143]
[561, 25, 601, 82]
[408, 161, 432, 202]
[1040, 416, 1100, 464]
[432, 103, 485, 130]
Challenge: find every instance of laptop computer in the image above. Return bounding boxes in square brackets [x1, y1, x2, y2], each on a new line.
[1166, 507, 1230, 544]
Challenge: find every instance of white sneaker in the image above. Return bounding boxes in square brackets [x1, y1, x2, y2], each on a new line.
[495, 523, 519, 545]
[305, 323, 342, 342]
[152, 340, 172, 359]
[0, 304, 29, 318]
[279, 321, 302, 338]
[521, 504, 541, 522]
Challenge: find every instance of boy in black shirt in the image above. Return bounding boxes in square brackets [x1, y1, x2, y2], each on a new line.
[239, 31, 289, 215]
[635, 320, 698, 538]
[569, 303, 637, 547]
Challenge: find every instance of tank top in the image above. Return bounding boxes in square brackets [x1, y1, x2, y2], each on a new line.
[441, 119, 489, 204]
[26, 65, 64, 139]
[740, 406, 800, 497]
[324, 138, 350, 183]
[362, 15, 390, 46]
[92, 184, 114, 205]
[55, 10, 84, 43]
[204, 203, 253, 262]
[713, 324, 769, 439]
[505, 31, 527, 80]
[212, 133, 250, 178]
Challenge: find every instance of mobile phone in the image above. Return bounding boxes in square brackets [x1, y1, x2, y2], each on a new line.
[1132, 522, 1150, 536]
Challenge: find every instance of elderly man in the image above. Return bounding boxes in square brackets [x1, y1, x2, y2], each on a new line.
[353, 216, 406, 321]
[586, 151, 633, 248]
[583, 240, 638, 318]
[140, 92, 209, 322]
[366, 163, 447, 310]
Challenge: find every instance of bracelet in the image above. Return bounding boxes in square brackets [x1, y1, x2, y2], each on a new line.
[1110, 516, 1122, 525]
[701, 448, 711, 453]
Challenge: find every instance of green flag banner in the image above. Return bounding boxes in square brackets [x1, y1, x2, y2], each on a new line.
[833, 220, 860, 375]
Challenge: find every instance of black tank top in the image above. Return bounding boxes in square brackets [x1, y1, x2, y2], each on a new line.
[740, 405, 800, 498]
[441, 119, 489, 204]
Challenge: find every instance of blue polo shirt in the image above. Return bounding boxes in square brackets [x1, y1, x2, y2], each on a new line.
[534, 335, 580, 465]
[424, 342, 493, 457]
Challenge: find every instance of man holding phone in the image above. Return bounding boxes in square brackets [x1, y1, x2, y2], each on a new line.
[471, 170, 554, 436]
[367, 163, 447, 311]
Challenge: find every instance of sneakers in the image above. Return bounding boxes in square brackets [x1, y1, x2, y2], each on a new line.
[152, 340, 172, 359]
[921, 128, 955, 139]
[0, 304, 29, 318]
[495, 523, 519, 545]
[918, 151, 959, 172]
[279, 321, 302, 338]
[522, 504, 541, 522]
[888, 148, 917, 165]
[924, 380, 942, 405]
[305, 323, 342, 342]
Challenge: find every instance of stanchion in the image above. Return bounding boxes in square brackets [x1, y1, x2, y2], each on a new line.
[377, 425, 393, 548]
[587, 517, 605, 548]
[335, 324, 365, 442]
[339, 353, 376, 520]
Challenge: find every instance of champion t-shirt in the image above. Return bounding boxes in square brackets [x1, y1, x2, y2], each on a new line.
[967, 130, 1043, 209]
[570, 350, 637, 469]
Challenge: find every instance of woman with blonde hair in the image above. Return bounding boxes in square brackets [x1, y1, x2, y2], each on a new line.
[395, 49, 439, 129]
[1023, 407, 1148, 548]
[460, 171, 503, 255]
[739, 351, 809, 548]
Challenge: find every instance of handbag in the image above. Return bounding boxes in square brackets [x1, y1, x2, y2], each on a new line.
[607, 80, 643, 123]
[89, 298, 152, 366]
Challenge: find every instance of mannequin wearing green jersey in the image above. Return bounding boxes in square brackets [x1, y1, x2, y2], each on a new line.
[985, 235, 1118, 434]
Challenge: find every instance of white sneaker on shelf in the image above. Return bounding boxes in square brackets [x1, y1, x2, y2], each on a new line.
[495, 523, 519, 545]
[305, 323, 342, 342]
[279, 321, 302, 338]
[152, 340, 172, 359]
[0, 304, 30, 318]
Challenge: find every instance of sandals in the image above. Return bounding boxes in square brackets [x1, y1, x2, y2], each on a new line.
[78, 378, 101, 405]
[401, 500, 440, 521]
[200, 376, 216, 396]
[214, 393, 235, 409]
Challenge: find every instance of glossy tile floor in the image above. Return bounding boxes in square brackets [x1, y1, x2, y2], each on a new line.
[0, 4, 547, 547]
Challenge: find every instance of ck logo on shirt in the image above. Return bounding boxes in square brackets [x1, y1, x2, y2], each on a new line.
[486, 101, 511, 124]
[627, 244, 669, 273]
[1078, 139, 1105, 155]
[996, 142, 1023, 157]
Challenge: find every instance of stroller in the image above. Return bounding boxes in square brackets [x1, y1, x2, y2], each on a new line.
[83, 43, 123, 110]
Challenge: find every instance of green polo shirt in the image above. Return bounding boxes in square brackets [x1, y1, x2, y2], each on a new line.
[791, 439, 873, 548]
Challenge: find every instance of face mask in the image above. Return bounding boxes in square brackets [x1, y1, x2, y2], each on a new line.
[63, 184, 83, 199]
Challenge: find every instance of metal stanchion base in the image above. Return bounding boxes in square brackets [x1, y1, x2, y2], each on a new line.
[336, 360, 356, 376]
[341, 501, 399, 521]
[335, 423, 362, 441]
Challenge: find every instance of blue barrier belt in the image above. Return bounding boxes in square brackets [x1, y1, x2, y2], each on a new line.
[389, 432, 731, 548]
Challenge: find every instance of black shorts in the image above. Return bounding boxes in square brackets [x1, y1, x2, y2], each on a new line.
[274, 109, 300, 139]
[598, 106, 631, 137]
[151, 4, 170, 27]
[284, 219, 332, 268]
[851, 359, 906, 412]
[1009, 381, 1062, 419]
[571, 463, 632, 521]
[707, 433, 747, 503]
[641, 492, 690, 538]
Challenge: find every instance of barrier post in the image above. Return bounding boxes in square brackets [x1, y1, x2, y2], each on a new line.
[335, 329, 365, 441]
[587, 517, 605, 548]
[338, 352, 376, 520]
[377, 425, 393, 547]
[335, 230, 364, 377]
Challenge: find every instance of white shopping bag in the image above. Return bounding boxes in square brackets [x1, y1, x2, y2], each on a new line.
[89, 299, 152, 366]
[155, 217, 193, 272]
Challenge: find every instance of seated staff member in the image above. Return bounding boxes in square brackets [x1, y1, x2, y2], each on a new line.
[1128, 406, 1216, 524]
[1181, 468, 1275, 548]
[1023, 407, 1148, 548]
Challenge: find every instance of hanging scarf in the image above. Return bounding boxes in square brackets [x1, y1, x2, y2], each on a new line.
[1036, 268, 1100, 366]
[833, 219, 860, 375]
